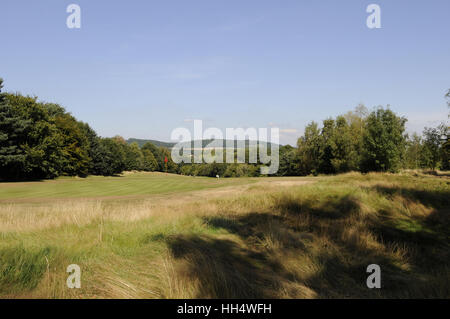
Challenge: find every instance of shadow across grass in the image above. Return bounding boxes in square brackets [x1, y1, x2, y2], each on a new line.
[156, 190, 447, 298]
[166, 234, 283, 298]
[372, 184, 450, 210]
[368, 184, 450, 269]
[152, 180, 450, 298]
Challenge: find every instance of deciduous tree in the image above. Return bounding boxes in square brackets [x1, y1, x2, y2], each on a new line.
[361, 108, 407, 172]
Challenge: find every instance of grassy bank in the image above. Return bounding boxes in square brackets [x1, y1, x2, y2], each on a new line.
[0, 172, 448, 298]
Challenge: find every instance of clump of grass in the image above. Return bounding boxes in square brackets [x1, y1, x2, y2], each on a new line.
[0, 245, 53, 294]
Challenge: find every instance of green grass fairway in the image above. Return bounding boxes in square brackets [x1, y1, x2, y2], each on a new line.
[0, 172, 254, 202]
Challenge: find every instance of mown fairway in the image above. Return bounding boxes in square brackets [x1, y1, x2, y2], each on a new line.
[0, 171, 449, 298]
[0, 172, 255, 202]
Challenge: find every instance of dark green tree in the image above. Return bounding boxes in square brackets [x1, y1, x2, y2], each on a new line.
[343, 105, 368, 170]
[420, 124, 449, 170]
[142, 142, 164, 171]
[361, 108, 407, 172]
[296, 121, 321, 175]
[91, 138, 126, 176]
[277, 145, 297, 176]
[331, 116, 358, 173]
[142, 149, 158, 171]
[78, 122, 102, 175]
[123, 142, 144, 171]
[420, 127, 441, 170]
[53, 112, 90, 177]
[159, 147, 178, 173]
[0, 79, 29, 179]
[4, 93, 65, 179]
[318, 118, 336, 174]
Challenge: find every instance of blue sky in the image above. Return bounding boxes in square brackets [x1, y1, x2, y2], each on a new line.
[1, 0, 449, 145]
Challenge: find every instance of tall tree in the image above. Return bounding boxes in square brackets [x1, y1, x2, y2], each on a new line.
[278, 145, 299, 176]
[405, 133, 422, 169]
[124, 142, 144, 171]
[53, 112, 90, 176]
[361, 108, 407, 172]
[318, 118, 336, 174]
[78, 122, 102, 175]
[420, 123, 449, 171]
[296, 121, 321, 175]
[0, 79, 29, 179]
[344, 105, 368, 170]
[4, 93, 66, 179]
[142, 142, 164, 171]
[91, 138, 126, 176]
[331, 115, 358, 173]
[420, 127, 442, 170]
[141, 149, 158, 171]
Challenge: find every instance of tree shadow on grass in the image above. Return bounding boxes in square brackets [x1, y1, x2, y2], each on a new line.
[146, 181, 450, 298]
[274, 194, 359, 220]
[369, 184, 449, 244]
[0, 178, 45, 183]
[421, 170, 450, 178]
[166, 234, 284, 298]
[367, 185, 450, 269]
[371, 185, 450, 211]
[158, 193, 433, 298]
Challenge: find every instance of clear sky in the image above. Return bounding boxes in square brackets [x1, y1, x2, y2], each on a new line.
[1, 0, 449, 145]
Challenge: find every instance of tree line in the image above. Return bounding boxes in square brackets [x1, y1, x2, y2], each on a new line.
[286, 104, 449, 176]
[0, 78, 175, 180]
[0, 78, 448, 180]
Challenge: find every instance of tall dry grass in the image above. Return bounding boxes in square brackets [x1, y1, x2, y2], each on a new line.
[0, 172, 449, 298]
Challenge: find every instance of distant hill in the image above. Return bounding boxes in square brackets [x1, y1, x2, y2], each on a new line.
[126, 138, 175, 148]
[127, 138, 283, 149]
